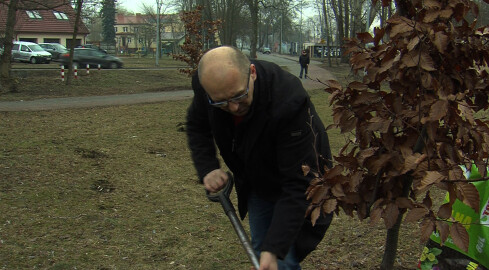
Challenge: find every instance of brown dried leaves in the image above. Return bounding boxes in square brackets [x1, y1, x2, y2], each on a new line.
[309, 0, 489, 253]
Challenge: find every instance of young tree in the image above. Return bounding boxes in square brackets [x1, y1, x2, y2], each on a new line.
[306, 0, 489, 269]
[172, 6, 221, 76]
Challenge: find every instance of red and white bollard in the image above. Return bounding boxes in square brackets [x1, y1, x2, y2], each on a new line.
[61, 65, 65, 81]
[74, 65, 78, 79]
[86, 64, 90, 74]
[97, 64, 101, 70]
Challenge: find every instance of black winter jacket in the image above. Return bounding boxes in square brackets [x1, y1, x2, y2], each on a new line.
[299, 54, 310, 67]
[186, 59, 333, 261]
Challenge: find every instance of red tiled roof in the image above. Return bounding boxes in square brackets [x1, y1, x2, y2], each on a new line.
[115, 13, 177, 25]
[0, 1, 89, 34]
[116, 13, 152, 25]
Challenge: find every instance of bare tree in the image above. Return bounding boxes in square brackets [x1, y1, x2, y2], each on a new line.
[245, 0, 259, 58]
[170, 0, 198, 11]
[140, 1, 175, 60]
[0, 0, 71, 92]
[216, 0, 247, 46]
[65, 0, 83, 85]
[320, 0, 334, 66]
[82, 0, 103, 43]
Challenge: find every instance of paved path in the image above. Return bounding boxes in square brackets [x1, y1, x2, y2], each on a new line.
[0, 54, 336, 112]
[274, 53, 336, 91]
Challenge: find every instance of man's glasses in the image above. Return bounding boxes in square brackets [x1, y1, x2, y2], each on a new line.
[207, 69, 251, 108]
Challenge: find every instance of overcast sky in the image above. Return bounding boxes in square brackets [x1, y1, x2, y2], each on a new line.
[119, 0, 165, 13]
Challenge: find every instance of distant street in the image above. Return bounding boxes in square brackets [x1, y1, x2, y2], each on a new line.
[0, 53, 336, 112]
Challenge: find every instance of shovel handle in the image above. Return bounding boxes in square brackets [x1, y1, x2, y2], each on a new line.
[206, 171, 234, 202]
[205, 172, 260, 269]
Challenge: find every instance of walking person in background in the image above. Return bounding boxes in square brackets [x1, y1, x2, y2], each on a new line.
[186, 46, 333, 270]
[298, 50, 309, 79]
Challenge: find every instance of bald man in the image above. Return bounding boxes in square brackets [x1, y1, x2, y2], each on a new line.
[186, 46, 333, 270]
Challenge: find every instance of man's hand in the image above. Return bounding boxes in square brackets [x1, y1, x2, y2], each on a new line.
[258, 251, 278, 270]
[203, 169, 228, 193]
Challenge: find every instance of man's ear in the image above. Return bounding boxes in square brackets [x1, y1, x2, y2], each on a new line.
[250, 64, 257, 79]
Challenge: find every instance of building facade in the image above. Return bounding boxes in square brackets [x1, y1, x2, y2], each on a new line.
[0, 1, 89, 47]
[114, 13, 184, 55]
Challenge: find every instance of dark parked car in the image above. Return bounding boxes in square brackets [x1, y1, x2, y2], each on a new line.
[76, 44, 107, 54]
[38, 43, 68, 60]
[59, 48, 123, 69]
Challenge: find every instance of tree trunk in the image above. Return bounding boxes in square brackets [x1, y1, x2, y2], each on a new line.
[219, 0, 236, 46]
[0, 0, 19, 93]
[380, 212, 403, 270]
[366, 2, 380, 32]
[350, 0, 361, 37]
[343, 0, 349, 38]
[203, 0, 218, 47]
[379, 2, 414, 267]
[339, 0, 349, 63]
[66, 0, 83, 85]
[246, 0, 258, 58]
[322, 0, 332, 67]
[330, 0, 345, 64]
[381, 127, 427, 270]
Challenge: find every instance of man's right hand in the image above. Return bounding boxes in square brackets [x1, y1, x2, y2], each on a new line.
[203, 169, 228, 193]
[258, 251, 278, 270]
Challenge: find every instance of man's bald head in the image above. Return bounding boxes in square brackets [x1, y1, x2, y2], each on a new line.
[197, 46, 254, 116]
[198, 46, 250, 83]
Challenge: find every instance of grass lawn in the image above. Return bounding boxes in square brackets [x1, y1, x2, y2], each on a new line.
[1, 56, 192, 101]
[0, 57, 425, 269]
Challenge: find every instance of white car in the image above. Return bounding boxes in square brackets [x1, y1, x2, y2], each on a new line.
[11, 41, 52, 64]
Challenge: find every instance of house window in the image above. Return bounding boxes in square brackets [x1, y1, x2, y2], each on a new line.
[134, 27, 139, 32]
[139, 38, 143, 43]
[19, 38, 37, 43]
[123, 27, 128, 32]
[26, 11, 42, 19]
[114, 27, 118, 33]
[127, 38, 132, 44]
[53, 11, 68, 20]
[44, 38, 60, 43]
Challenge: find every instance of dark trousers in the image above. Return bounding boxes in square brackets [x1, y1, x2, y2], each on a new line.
[299, 66, 308, 78]
[248, 192, 302, 270]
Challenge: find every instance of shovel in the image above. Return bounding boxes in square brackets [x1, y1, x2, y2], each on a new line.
[206, 172, 260, 269]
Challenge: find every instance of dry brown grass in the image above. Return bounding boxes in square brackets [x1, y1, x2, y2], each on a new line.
[1, 57, 191, 102]
[0, 58, 429, 269]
